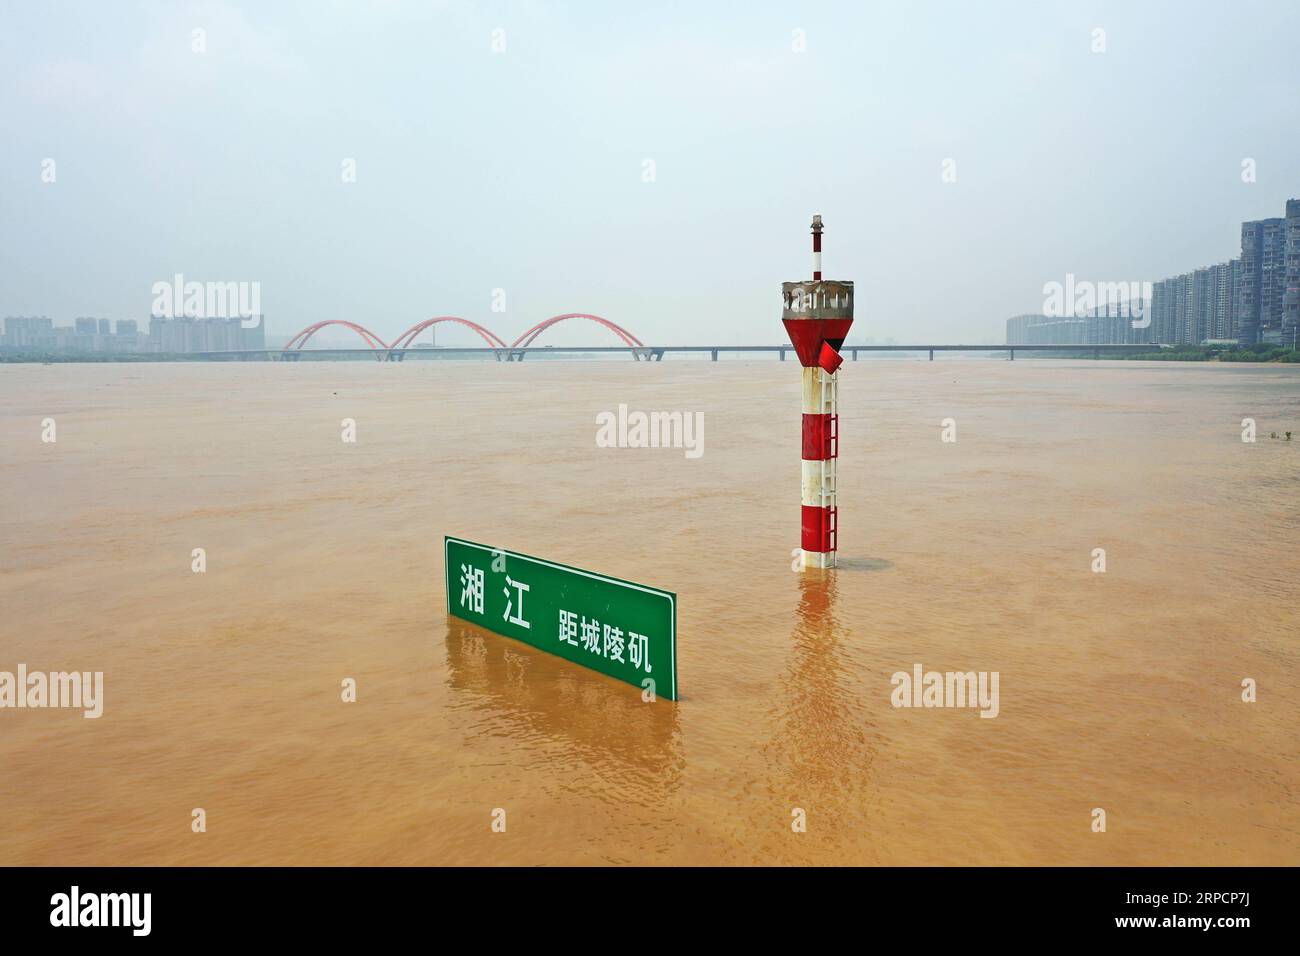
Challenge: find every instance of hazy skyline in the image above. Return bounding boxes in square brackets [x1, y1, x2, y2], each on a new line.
[3, 0, 1298, 346]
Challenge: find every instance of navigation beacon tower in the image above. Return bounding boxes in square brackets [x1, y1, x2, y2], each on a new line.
[781, 215, 854, 569]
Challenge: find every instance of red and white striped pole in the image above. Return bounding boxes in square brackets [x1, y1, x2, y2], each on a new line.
[782, 215, 854, 570]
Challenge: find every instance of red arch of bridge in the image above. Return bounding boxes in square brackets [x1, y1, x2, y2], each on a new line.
[510, 313, 644, 349]
[283, 320, 388, 350]
[390, 316, 508, 350]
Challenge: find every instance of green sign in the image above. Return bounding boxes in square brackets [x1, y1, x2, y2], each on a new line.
[444, 536, 678, 700]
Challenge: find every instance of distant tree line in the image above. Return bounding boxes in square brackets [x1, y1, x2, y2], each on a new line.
[1113, 343, 1299, 363]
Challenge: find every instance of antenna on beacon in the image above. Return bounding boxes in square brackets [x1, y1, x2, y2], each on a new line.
[811, 214, 823, 280]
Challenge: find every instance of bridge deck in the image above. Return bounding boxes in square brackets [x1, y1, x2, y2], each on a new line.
[198, 344, 1163, 361]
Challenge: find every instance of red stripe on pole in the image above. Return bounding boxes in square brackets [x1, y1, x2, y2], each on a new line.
[801, 504, 837, 553]
[802, 413, 835, 460]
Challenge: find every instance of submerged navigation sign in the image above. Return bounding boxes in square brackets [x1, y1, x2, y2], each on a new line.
[444, 536, 678, 700]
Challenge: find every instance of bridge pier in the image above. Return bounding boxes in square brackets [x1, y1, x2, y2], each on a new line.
[779, 348, 786, 361]
[852, 349, 858, 361]
[711, 349, 718, 362]
[1009, 348, 1014, 361]
[929, 349, 934, 361]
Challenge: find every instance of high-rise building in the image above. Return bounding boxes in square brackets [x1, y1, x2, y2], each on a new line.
[2, 316, 55, 348]
[1212, 259, 1240, 340]
[1171, 264, 1241, 344]
[1006, 314, 1033, 345]
[1149, 273, 1194, 344]
[1149, 277, 1173, 344]
[1284, 199, 1300, 348]
[1189, 267, 1213, 344]
[145, 314, 266, 353]
[149, 314, 167, 350]
[1238, 215, 1288, 344]
[117, 319, 138, 336]
[239, 315, 266, 350]
[1260, 218, 1287, 343]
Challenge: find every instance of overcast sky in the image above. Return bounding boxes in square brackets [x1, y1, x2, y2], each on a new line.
[3, 0, 1298, 346]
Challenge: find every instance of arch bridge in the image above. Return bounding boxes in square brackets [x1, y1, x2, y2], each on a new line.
[282, 314, 647, 361]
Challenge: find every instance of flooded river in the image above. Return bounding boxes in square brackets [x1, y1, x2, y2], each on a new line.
[1, 358, 1296, 865]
